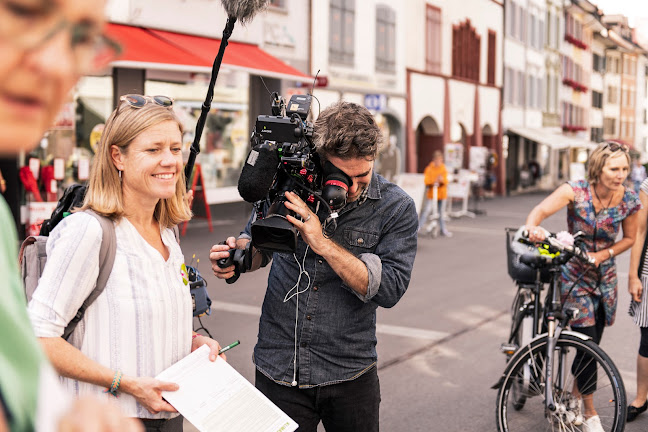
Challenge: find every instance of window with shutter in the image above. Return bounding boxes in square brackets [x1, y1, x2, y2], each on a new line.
[426, 5, 442, 73]
[329, 0, 355, 65]
[487, 30, 496, 85]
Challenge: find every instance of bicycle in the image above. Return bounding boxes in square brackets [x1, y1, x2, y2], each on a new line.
[493, 227, 626, 432]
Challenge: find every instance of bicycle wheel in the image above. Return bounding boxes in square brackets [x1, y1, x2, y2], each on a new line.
[496, 332, 626, 432]
[508, 287, 534, 410]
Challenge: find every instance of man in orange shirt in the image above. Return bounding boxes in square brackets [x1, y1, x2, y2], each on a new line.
[418, 150, 452, 237]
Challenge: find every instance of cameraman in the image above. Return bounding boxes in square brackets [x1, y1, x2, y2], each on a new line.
[210, 101, 418, 431]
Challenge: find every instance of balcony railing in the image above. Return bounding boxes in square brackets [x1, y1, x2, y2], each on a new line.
[564, 33, 588, 50]
[562, 77, 588, 93]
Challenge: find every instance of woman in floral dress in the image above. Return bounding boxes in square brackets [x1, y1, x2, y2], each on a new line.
[525, 141, 641, 432]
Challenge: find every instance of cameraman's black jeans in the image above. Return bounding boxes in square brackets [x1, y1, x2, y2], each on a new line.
[255, 367, 380, 432]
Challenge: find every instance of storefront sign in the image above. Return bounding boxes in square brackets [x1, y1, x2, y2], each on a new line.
[447, 170, 472, 199]
[53, 158, 65, 180]
[25, 202, 58, 236]
[364, 94, 386, 112]
[78, 158, 90, 180]
[29, 158, 40, 180]
[395, 173, 426, 215]
[444, 143, 464, 172]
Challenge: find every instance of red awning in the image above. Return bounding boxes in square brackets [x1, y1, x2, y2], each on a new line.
[106, 24, 206, 70]
[105, 23, 312, 82]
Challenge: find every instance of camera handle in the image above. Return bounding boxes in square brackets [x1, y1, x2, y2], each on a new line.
[216, 241, 253, 284]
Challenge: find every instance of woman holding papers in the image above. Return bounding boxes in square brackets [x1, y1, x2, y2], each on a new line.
[29, 96, 225, 431]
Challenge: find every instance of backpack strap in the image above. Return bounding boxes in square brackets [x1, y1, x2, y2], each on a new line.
[172, 225, 180, 244]
[62, 210, 117, 340]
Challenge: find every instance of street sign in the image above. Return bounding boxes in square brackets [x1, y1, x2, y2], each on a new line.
[364, 94, 387, 111]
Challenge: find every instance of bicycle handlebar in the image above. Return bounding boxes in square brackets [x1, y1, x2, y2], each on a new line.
[519, 229, 595, 266]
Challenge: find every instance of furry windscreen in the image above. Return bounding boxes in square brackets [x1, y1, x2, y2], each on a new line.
[220, 0, 268, 24]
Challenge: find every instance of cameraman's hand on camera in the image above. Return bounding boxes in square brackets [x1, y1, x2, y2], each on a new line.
[120, 376, 179, 414]
[210, 237, 238, 280]
[191, 334, 226, 362]
[284, 191, 326, 253]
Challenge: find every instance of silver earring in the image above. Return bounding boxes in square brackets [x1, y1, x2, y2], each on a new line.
[119, 170, 122, 179]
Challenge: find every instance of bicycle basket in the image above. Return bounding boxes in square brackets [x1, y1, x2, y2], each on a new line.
[505, 227, 551, 284]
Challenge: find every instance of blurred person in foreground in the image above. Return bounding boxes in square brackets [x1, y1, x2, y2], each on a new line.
[210, 101, 418, 431]
[418, 150, 451, 237]
[525, 141, 640, 432]
[28, 96, 225, 432]
[627, 176, 648, 422]
[0, 0, 144, 430]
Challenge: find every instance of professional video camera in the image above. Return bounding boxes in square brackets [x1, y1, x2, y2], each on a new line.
[218, 92, 352, 282]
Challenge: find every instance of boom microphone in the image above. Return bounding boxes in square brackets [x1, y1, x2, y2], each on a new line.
[185, 0, 269, 189]
[238, 142, 280, 203]
[220, 0, 268, 24]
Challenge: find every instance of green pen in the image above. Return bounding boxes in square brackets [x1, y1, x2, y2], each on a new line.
[218, 340, 240, 355]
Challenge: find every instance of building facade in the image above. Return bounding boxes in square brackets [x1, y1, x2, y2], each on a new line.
[310, 0, 407, 183]
[502, 0, 549, 192]
[405, 0, 504, 192]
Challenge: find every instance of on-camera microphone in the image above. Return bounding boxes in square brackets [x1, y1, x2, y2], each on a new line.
[238, 141, 280, 203]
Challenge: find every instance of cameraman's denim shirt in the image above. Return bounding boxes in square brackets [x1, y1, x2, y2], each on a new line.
[240, 172, 418, 388]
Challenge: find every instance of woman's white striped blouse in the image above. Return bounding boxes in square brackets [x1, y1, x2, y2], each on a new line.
[28, 212, 193, 419]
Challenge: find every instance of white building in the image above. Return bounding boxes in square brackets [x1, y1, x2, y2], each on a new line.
[309, 0, 408, 182]
[590, 32, 607, 146]
[404, 0, 504, 191]
[502, 0, 548, 192]
[635, 51, 648, 155]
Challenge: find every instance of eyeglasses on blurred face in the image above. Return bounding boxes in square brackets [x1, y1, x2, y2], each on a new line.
[0, 0, 120, 74]
[120, 94, 174, 109]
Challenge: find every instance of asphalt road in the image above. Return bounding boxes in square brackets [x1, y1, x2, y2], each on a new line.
[180, 193, 648, 431]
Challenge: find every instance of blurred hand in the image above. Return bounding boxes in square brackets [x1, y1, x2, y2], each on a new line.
[57, 397, 144, 432]
[525, 225, 547, 243]
[122, 376, 179, 414]
[210, 237, 237, 280]
[586, 250, 609, 268]
[191, 335, 226, 362]
[630, 277, 643, 303]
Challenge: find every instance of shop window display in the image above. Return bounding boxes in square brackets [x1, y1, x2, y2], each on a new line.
[176, 103, 249, 190]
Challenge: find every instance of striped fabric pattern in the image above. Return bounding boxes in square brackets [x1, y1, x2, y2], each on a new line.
[630, 178, 648, 327]
[28, 212, 192, 419]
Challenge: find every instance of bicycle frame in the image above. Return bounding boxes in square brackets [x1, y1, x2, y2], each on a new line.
[540, 262, 582, 413]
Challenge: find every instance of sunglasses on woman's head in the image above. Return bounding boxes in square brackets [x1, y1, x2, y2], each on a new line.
[120, 94, 174, 109]
[604, 142, 628, 153]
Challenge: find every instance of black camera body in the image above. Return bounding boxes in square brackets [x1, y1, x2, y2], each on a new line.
[235, 93, 352, 255]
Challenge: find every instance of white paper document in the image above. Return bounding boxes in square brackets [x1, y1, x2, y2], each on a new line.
[157, 345, 298, 432]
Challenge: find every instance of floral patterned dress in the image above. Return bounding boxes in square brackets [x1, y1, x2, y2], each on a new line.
[561, 179, 641, 327]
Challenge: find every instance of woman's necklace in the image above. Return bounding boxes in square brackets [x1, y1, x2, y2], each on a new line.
[593, 184, 614, 216]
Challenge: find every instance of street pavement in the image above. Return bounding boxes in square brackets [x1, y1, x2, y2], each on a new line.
[180, 193, 648, 431]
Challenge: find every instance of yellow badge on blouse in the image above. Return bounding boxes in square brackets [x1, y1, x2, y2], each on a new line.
[180, 263, 189, 286]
